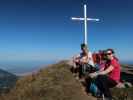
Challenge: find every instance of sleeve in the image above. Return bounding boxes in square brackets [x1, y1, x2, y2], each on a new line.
[110, 59, 118, 68]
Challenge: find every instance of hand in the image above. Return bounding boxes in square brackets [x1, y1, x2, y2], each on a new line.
[89, 72, 98, 78]
[73, 58, 80, 63]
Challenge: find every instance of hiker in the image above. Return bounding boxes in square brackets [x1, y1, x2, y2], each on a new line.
[89, 49, 121, 99]
[73, 43, 95, 79]
[92, 50, 106, 70]
[85, 50, 107, 95]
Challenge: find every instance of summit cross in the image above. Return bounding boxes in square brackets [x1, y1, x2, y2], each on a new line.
[71, 4, 100, 45]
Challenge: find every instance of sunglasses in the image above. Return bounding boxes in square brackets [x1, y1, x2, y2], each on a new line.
[106, 53, 112, 55]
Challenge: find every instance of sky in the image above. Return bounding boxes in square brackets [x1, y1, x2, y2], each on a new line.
[0, 0, 133, 62]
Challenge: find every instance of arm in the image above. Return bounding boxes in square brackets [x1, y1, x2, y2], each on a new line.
[97, 65, 114, 75]
[80, 54, 89, 64]
[97, 67, 104, 72]
[89, 65, 114, 78]
[73, 54, 80, 63]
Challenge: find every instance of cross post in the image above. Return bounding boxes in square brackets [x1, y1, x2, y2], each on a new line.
[71, 4, 99, 46]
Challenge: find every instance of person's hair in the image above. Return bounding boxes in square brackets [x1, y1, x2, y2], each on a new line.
[106, 48, 115, 54]
[81, 43, 87, 49]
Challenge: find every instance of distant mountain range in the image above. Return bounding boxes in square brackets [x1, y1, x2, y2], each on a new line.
[120, 60, 133, 65]
[0, 68, 18, 93]
[0, 60, 57, 75]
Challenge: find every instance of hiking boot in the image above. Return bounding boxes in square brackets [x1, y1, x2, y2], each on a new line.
[104, 97, 113, 100]
[75, 76, 79, 80]
[97, 97, 113, 100]
[97, 98, 103, 100]
[79, 78, 84, 82]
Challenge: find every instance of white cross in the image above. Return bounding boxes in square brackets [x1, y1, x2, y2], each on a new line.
[71, 4, 99, 45]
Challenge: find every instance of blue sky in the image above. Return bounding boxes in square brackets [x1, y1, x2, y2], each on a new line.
[0, 0, 133, 62]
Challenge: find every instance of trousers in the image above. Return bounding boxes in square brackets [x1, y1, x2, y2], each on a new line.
[95, 75, 117, 98]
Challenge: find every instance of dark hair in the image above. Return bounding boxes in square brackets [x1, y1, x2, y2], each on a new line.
[106, 48, 115, 54]
[81, 43, 87, 48]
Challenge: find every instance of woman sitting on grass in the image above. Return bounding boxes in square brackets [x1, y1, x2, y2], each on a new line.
[89, 49, 121, 100]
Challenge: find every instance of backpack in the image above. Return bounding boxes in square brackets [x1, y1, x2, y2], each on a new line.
[89, 82, 101, 97]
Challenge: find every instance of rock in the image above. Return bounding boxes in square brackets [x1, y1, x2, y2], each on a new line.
[124, 82, 132, 88]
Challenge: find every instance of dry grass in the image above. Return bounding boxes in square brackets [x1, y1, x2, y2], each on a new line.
[0, 61, 132, 100]
[0, 61, 95, 100]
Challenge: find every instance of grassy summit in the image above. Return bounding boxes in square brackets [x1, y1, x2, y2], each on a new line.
[0, 61, 95, 100]
[0, 61, 133, 100]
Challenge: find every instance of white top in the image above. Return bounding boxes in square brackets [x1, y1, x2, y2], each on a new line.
[87, 51, 95, 67]
[74, 51, 94, 67]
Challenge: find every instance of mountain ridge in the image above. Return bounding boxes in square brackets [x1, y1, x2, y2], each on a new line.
[0, 60, 133, 100]
[0, 68, 18, 94]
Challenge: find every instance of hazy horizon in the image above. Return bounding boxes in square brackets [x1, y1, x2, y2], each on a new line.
[0, 59, 132, 76]
[0, 60, 57, 75]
